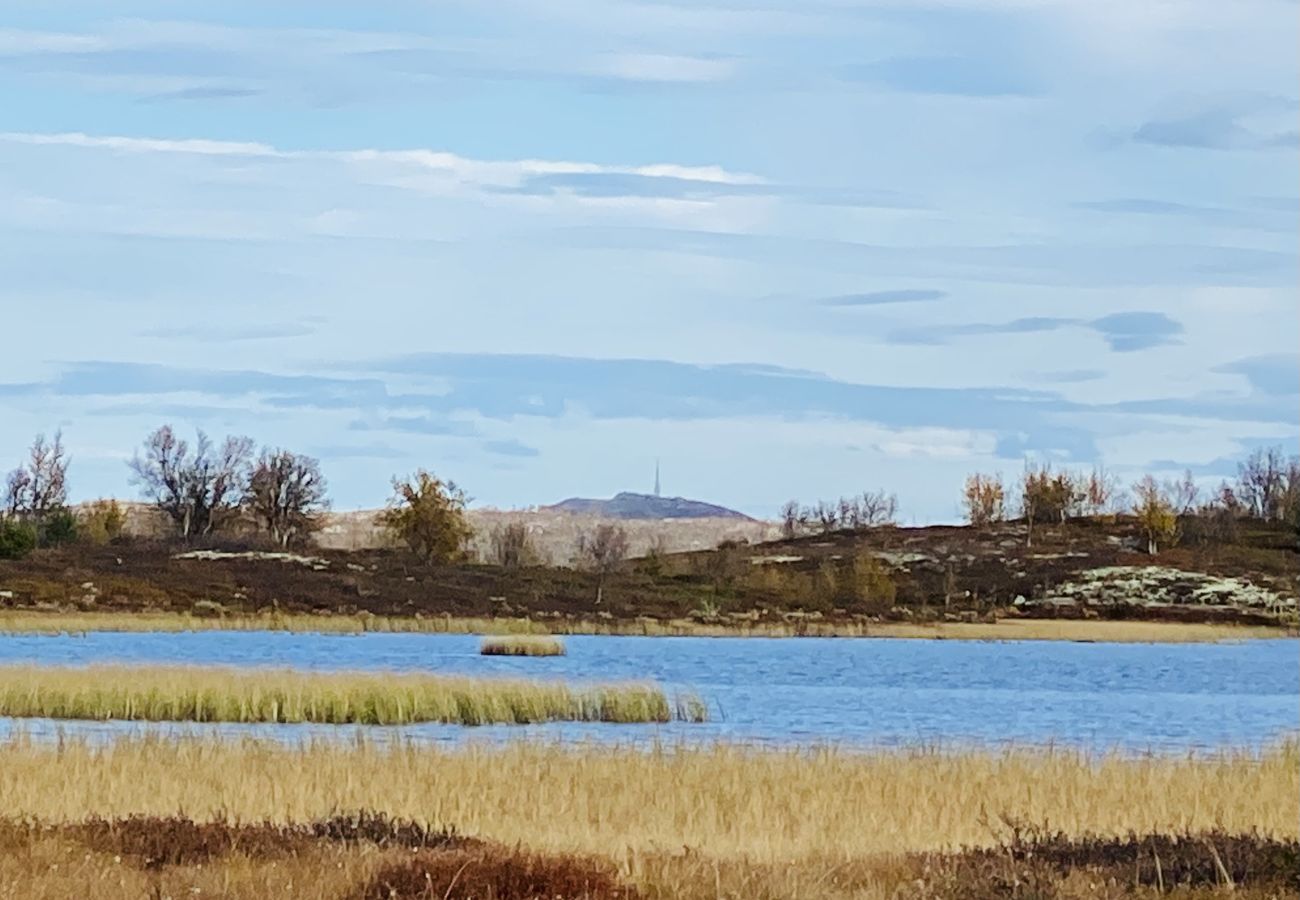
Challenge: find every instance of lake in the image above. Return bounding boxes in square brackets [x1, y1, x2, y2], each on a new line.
[1, 632, 1295, 751]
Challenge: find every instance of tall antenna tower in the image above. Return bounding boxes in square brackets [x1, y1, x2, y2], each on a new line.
[654, 458, 661, 497]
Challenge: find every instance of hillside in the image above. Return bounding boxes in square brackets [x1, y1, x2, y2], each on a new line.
[86, 501, 779, 560]
[542, 492, 752, 521]
[2, 515, 1295, 635]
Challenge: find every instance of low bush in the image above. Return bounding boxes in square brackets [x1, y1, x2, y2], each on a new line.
[77, 499, 126, 545]
[0, 520, 37, 560]
[0, 811, 469, 869]
[355, 846, 638, 900]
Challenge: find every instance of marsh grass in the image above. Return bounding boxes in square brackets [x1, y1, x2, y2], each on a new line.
[0, 610, 1289, 641]
[0, 736, 1292, 859]
[481, 635, 567, 656]
[0, 738, 1295, 899]
[0, 665, 703, 725]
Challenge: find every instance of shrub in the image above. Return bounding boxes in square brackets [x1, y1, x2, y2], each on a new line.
[78, 499, 126, 545]
[840, 554, 896, 612]
[962, 473, 1005, 526]
[40, 508, 78, 546]
[0, 519, 37, 560]
[354, 846, 639, 900]
[377, 471, 472, 565]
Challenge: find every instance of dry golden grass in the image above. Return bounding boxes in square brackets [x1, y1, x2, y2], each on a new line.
[0, 665, 702, 725]
[481, 635, 567, 656]
[0, 609, 1289, 641]
[1, 736, 1293, 860]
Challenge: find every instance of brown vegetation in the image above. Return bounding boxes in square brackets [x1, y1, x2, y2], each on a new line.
[377, 469, 473, 565]
[355, 847, 637, 900]
[0, 512, 1296, 636]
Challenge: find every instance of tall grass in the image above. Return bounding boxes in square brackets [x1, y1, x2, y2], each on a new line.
[481, 635, 566, 656]
[0, 666, 706, 725]
[0, 610, 1288, 641]
[0, 735, 1292, 859]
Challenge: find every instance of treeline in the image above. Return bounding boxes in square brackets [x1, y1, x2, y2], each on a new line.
[0, 426, 331, 558]
[778, 490, 899, 538]
[5, 425, 1297, 566]
[960, 448, 1300, 554]
[0, 426, 627, 582]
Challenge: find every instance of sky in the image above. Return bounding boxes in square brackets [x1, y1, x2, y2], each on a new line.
[0, 0, 1296, 522]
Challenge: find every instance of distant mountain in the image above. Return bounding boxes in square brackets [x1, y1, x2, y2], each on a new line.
[543, 491, 753, 521]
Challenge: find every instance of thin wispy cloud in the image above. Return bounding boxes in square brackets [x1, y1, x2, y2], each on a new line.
[816, 289, 948, 307]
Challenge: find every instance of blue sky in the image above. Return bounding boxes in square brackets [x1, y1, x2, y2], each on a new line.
[0, 0, 1296, 521]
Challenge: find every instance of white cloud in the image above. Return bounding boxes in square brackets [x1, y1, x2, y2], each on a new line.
[0, 131, 278, 157]
[0, 131, 764, 189]
[597, 52, 737, 83]
[0, 28, 106, 54]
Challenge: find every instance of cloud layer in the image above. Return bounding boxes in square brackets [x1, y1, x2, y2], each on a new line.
[0, 1, 1296, 520]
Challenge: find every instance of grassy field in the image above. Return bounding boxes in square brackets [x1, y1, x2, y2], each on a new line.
[1, 737, 1292, 853]
[0, 665, 706, 725]
[481, 635, 567, 656]
[0, 736, 1294, 899]
[0, 609, 1290, 641]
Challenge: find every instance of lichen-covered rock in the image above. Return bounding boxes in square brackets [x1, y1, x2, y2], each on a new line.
[1037, 566, 1296, 612]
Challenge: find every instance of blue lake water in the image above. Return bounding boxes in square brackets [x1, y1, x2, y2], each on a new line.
[0, 632, 1295, 751]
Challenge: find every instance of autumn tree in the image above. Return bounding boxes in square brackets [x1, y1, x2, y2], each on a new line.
[244, 449, 329, 547]
[575, 523, 629, 604]
[962, 473, 1005, 526]
[1132, 475, 1178, 555]
[1081, 465, 1119, 517]
[4, 431, 72, 546]
[1019, 463, 1083, 545]
[4, 431, 69, 520]
[377, 470, 472, 565]
[128, 426, 253, 540]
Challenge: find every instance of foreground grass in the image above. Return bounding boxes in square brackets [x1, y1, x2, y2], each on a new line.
[0, 665, 706, 725]
[481, 635, 567, 656]
[0, 610, 1290, 642]
[0, 736, 1292, 858]
[0, 737, 1295, 898]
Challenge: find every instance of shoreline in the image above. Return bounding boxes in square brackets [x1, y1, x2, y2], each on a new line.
[0, 610, 1291, 642]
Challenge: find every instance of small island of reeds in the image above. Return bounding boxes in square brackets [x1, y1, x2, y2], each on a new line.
[0, 665, 707, 726]
[480, 635, 566, 657]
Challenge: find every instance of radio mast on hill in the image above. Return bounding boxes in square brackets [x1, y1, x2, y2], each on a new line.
[654, 458, 661, 497]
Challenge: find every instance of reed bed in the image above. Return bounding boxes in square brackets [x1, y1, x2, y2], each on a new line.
[0, 665, 706, 725]
[0, 735, 1292, 860]
[0, 609, 1288, 641]
[481, 635, 567, 656]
